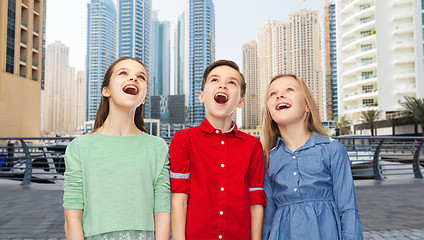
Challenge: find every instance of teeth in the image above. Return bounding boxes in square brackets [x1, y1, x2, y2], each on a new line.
[214, 92, 228, 104]
[276, 103, 291, 110]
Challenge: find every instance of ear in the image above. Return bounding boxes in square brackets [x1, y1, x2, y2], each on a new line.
[305, 105, 310, 113]
[102, 86, 111, 97]
[237, 97, 245, 109]
[198, 91, 205, 103]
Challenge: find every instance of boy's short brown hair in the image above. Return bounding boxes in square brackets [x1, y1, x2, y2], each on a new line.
[201, 60, 246, 98]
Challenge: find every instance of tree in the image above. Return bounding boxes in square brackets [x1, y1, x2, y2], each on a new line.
[334, 114, 351, 135]
[360, 110, 383, 136]
[400, 96, 424, 136]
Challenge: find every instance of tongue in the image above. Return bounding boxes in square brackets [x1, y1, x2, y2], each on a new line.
[215, 95, 227, 104]
[123, 87, 137, 95]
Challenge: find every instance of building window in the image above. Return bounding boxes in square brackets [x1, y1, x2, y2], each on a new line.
[360, 30, 372, 38]
[362, 71, 374, 80]
[359, 4, 371, 11]
[361, 44, 372, 52]
[362, 85, 374, 93]
[360, 17, 372, 24]
[363, 98, 376, 107]
[361, 57, 373, 65]
[6, 0, 16, 74]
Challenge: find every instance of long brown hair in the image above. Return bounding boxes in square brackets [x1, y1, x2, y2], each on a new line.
[262, 73, 328, 169]
[91, 57, 148, 133]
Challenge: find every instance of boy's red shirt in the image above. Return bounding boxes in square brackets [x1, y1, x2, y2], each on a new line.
[169, 118, 266, 240]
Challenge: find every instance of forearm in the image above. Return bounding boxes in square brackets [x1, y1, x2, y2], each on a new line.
[64, 209, 84, 240]
[171, 193, 188, 240]
[250, 204, 264, 240]
[154, 212, 171, 240]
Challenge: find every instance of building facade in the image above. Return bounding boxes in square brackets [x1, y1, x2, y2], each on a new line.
[336, 0, 424, 122]
[174, 11, 188, 99]
[0, 0, 45, 137]
[242, 41, 261, 128]
[188, 0, 215, 124]
[86, 0, 116, 121]
[323, 0, 338, 120]
[151, 11, 170, 96]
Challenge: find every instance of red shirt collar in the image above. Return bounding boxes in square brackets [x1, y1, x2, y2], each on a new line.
[200, 118, 242, 138]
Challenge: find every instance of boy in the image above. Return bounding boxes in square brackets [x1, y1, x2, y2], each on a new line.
[170, 60, 265, 240]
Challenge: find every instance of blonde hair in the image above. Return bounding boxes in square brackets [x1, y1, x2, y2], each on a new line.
[262, 74, 328, 169]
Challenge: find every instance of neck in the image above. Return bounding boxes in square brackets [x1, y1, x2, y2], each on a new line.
[98, 104, 141, 136]
[206, 114, 234, 132]
[278, 121, 310, 152]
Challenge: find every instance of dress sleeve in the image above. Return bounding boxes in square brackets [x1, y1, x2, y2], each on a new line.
[154, 141, 171, 213]
[262, 169, 276, 240]
[169, 130, 191, 194]
[63, 139, 84, 210]
[330, 140, 364, 240]
[247, 140, 266, 206]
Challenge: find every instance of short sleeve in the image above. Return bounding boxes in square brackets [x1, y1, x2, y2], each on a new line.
[63, 139, 84, 210]
[154, 141, 171, 213]
[169, 130, 191, 194]
[330, 140, 364, 240]
[247, 140, 266, 206]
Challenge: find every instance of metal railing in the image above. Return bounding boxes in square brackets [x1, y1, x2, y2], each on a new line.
[0, 137, 74, 185]
[1, 136, 423, 185]
[334, 136, 424, 180]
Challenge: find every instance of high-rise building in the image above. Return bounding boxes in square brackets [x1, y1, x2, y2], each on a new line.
[336, 0, 424, 122]
[323, 1, 338, 121]
[151, 11, 170, 96]
[151, 95, 186, 123]
[242, 41, 261, 128]
[258, 20, 287, 122]
[188, 0, 215, 124]
[86, 0, 116, 121]
[0, 0, 45, 137]
[42, 41, 75, 136]
[74, 71, 86, 132]
[118, 0, 151, 118]
[288, 10, 324, 118]
[174, 11, 188, 98]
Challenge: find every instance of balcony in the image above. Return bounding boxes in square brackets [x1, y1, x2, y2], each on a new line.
[393, 40, 414, 50]
[395, 71, 415, 79]
[344, 89, 378, 102]
[341, 20, 375, 39]
[394, 57, 414, 65]
[392, 12, 413, 21]
[344, 75, 378, 88]
[341, 5, 375, 27]
[393, 24, 414, 35]
[392, 0, 412, 6]
[396, 84, 416, 94]
[342, 48, 376, 64]
[342, 35, 376, 52]
[343, 62, 377, 77]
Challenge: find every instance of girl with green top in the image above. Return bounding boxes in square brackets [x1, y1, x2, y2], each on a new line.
[63, 57, 170, 240]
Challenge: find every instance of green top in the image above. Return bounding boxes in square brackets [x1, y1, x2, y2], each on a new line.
[63, 132, 170, 237]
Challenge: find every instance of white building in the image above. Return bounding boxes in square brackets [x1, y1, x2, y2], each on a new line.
[336, 0, 424, 122]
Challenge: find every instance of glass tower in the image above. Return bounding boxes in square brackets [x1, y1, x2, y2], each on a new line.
[151, 11, 170, 96]
[86, 0, 117, 121]
[188, 0, 215, 124]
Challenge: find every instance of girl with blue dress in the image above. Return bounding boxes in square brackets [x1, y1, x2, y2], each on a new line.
[262, 74, 363, 240]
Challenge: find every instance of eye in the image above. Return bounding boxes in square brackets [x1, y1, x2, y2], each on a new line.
[287, 87, 294, 92]
[137, 75, 146, 81]
[118, 71, 127, 76]
[210, 78, 218, 82]
[229, 80, 237, 86]
[269, 92, 276, 97]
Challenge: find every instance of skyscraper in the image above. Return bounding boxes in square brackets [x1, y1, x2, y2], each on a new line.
[42, 41, 76, 136]
[86, 0, 117, 121]
[174, 11, 188, 97]
[0, 0, 45, 137]
[188, 0, 215, 124]
[323, 0, 338, 120]
[336, 0, 424, 122]
[118, 0, 151, 118]
[242, 41, 261, 128]
[151, 11, 170, 96]
[258, 20, 287, 122]
[288, 10, 323, 119]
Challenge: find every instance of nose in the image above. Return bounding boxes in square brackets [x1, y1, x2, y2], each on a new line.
[218, 84, 227, 90]
[129, 76, 137, 82]
[277, 94, 285, 99]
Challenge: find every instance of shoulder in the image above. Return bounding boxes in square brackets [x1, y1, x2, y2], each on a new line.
[237, 130, 262, 145]
[171, 127, 197, 143]
[140, 133, 168, 150]
[66, 134, 93, 151]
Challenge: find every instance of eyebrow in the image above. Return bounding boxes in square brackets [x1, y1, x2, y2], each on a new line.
[116, 67, 146, 76]
[208, 74, 240, 82]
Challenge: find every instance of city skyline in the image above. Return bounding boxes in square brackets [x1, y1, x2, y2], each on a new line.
[45, 0, 324, 72]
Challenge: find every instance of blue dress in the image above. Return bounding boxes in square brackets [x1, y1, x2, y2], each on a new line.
[263, 133, 363, 240]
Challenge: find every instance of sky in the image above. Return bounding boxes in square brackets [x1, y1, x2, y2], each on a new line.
[46, 0, 325, 72]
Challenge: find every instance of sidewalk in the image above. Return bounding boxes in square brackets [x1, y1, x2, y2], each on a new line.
[0, 177, 424, 239]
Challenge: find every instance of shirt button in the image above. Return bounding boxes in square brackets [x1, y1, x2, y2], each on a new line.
[219, 211, 223, 215]
[293, 172, 297, 176]
[221, 141, 224, 145]
[220, 187, 224, 191]
[294, 188, 298, 192]
[292, 155, 296, 159]
[219, 235, 223, 239]
[215, 130, 219, 134]
[221, 163, 225, 168]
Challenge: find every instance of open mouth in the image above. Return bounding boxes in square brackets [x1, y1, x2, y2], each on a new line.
[214, 92, 228, 104]
[276, 103, 291, 110]
[123, 85, 138, 95]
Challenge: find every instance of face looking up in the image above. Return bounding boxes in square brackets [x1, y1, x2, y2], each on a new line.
[102, 59, 148, 111]
[199, 65, 245, 120]
[267, 76, 310, 127]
